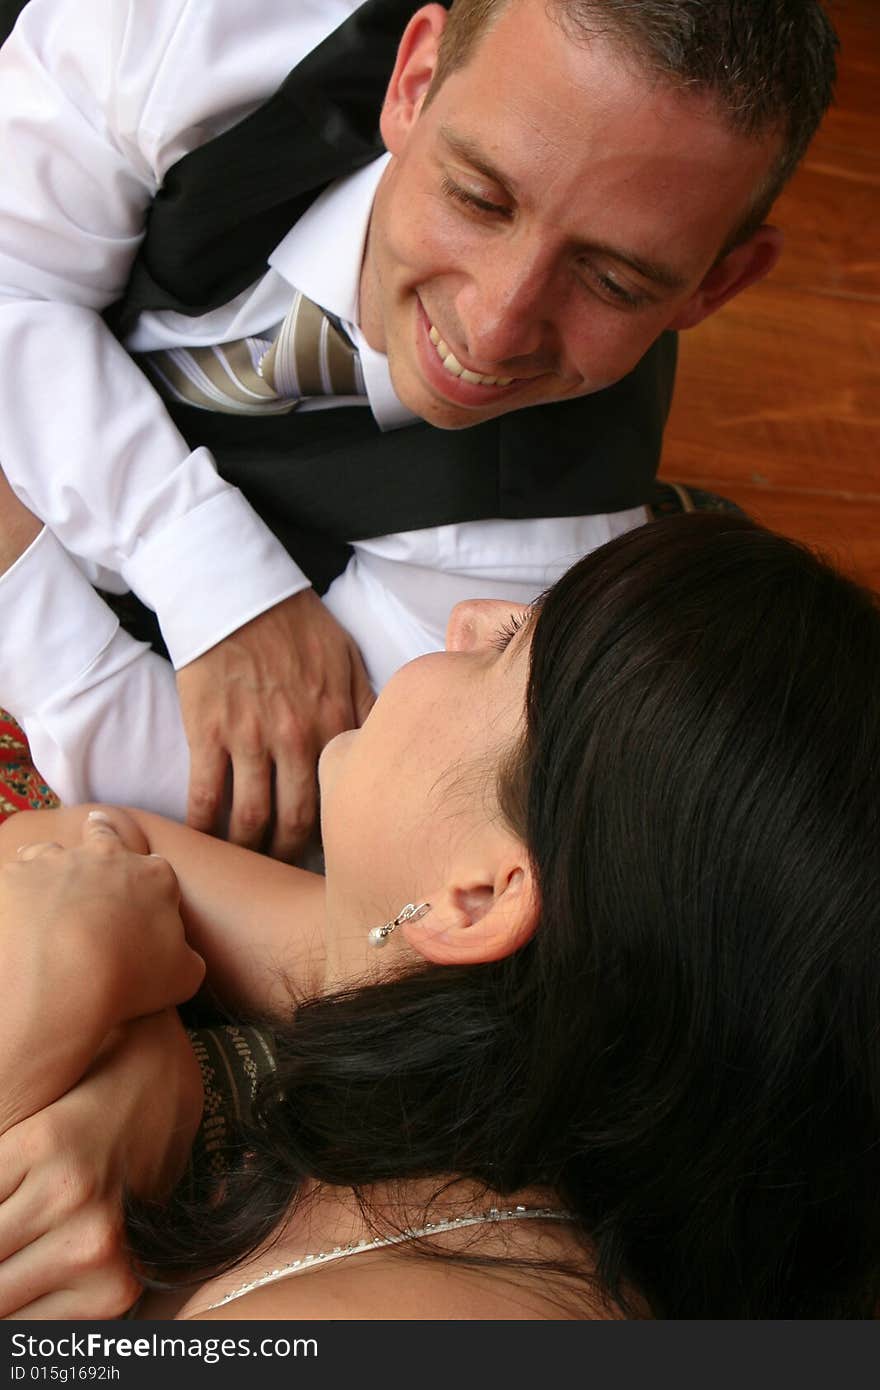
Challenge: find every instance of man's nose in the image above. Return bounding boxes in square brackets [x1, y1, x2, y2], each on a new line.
[445, 600, 531, 652]
[455, 244, 556, 369]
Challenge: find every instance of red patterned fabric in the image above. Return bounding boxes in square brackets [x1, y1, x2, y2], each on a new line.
[0, 708, 59, 821]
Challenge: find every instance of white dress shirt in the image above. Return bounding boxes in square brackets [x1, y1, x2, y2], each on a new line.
[0, 0, 647, 812]
[0, 0, 364, 670]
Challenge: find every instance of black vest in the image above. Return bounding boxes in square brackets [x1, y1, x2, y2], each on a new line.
[2, 0, 677, 593]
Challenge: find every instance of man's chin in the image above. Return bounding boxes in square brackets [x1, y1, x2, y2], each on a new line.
[391, 355, 596, 428]
[389, 332, 540, 428]
[393, 374, 535, 430]
[413, 403, 485, 431]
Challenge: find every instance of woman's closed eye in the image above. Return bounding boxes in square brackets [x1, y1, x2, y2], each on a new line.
[491, 611, 527, 653]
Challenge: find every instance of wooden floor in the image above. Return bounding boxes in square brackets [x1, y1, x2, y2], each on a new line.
[660, 0, 879, 591]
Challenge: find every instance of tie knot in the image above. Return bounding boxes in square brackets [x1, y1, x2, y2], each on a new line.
[261, 291, 362, 399]
[137, 289, 365, 416]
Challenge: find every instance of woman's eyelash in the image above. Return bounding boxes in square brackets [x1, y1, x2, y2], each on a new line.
[491, 612, 526, 652]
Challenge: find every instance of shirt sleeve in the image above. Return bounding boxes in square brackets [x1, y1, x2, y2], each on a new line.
[0, 0, 322, 668]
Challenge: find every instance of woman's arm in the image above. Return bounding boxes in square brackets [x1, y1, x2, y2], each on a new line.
[0, 804, 327, 1017]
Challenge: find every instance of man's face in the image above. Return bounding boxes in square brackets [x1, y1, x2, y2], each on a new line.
[359, 0, 781, 430]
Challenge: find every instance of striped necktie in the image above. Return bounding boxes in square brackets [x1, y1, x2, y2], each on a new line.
[139, 290, 364, 415]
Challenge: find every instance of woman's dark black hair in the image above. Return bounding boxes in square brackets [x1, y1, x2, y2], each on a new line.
[130, 515, 880, 1317]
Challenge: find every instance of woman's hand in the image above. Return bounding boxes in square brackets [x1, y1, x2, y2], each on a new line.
[0, 813, 205, 1134]
[0, 1009, 204, 1320]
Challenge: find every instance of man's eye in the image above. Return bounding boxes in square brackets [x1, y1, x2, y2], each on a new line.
[441, 175, 508, 218]
[599, 275, 645, 308]
[582, 265, 649, 310]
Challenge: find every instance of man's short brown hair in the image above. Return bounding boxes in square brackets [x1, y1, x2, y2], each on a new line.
[428, 0, 839, 247]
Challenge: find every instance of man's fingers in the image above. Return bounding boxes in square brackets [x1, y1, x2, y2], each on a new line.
[265, 657, 362, 860]
[227, 751, 273, 850]
[178, 596, 373, 856]
[268, 747, 318, 862]
[350, 647, 377, 726]
[186, 743, 230, 836]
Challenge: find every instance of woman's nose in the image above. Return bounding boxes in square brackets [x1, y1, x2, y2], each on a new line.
[445, 600, 531, 652]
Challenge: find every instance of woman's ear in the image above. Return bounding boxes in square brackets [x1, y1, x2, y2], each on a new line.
[401, 848, 540, 966]
[379, 5, 449, 152]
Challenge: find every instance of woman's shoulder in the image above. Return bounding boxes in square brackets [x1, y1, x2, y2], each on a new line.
[185, 1250, 610, 1322]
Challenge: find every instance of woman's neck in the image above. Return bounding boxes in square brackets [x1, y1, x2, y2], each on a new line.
[141, 1176, 586, 1320]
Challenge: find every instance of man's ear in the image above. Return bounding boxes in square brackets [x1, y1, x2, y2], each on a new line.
[667, 225, 784, 332]
[379, 4, 449, 153]
[401, 852, 540, 966]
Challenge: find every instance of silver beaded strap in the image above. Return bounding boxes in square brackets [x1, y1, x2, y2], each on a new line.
[203, 1206, 573, 1311]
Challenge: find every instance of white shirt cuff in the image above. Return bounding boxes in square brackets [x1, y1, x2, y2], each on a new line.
[120, 488, 310, 668]
[0, 526, 121, 713]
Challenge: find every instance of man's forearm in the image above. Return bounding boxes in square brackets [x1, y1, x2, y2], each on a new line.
[0, 469, 41, 573]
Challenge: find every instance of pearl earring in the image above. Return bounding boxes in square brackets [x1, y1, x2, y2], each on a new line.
[367, 901, 431, 948]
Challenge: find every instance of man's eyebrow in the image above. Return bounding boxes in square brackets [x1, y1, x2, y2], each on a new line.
[439, 126, 518, 196]
[438, 125, 688, 294]
[583, 241, 688, 292]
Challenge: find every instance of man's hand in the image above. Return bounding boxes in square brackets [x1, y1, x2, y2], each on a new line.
[0, 1010, 203, 1320]
[176, 589, 375, 861]
[0, 815, 205, 1134]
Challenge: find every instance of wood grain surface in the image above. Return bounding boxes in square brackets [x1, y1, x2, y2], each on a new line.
[660, 0, 879, 589]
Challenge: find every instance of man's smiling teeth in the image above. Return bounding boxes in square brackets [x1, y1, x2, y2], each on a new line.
[428, 324, 513, 387]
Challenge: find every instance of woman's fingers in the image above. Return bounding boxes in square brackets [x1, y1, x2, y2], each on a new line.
[0, 1220, 141, 1320]
[0, 1119, 139, 1318]
[0, 1120, 72, 1262]
[0, 1198, 45, 1268]
[16, 807, 126, 865]
[15, 840, 62, 860]
[0, 836, 203, 1131]
[0, 1129, 32, 1246]
[5, 1284, 140, 1320]
[82, 808, 123, 840]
